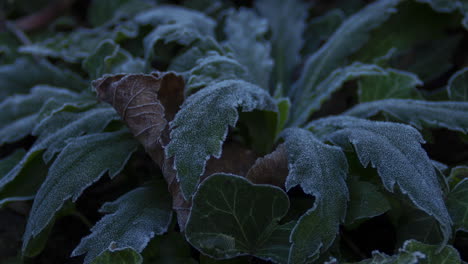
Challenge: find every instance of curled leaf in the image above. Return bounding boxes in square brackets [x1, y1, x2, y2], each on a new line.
[246, 144, 288, 188]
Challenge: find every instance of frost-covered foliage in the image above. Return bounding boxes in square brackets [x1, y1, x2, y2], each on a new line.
[1, 0, 468, 263]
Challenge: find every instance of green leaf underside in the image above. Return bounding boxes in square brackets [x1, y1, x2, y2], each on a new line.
[447, 179, 468, 232]
[447, 68, 468, 101]
[256, 0, 309, 92]
[22, 130, 138, 253]
[358, 69, 422, 102]
[308, 116, 452, 246]
[186, 174, 292, 264]
[281, 128, 348, 263]
[345, 180, 391, 225]
[292, 0, 399, 105]
[223, 8, 273, 90]
[0, 107, 119, 196]
[0, 86, 82, 145]
[166, 80, 277, 199]
[73, 181, 173, 264]
[91, 248, 143, 264]
[344, 99, 468, 133]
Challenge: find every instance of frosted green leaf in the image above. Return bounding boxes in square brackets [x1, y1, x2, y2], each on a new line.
[91, 248, 142, 264]
[345, 180, 391, 225]
[0, 107, 119, 198]
[344, 99, 468, 133]
[87, 0, 153, 27]
[19, 22, 138, 63]
[72, 180, 172, 264]
[186, 173, 292, 263]
[0, 86, 81, 145]
[358, 69, 422, 102]
[169, 37, 224, 73]
[308, 116, 452, 246]
[256, 0, 309, 92]
[292, 0, 398, 102]
[23, 130, 139, 255]
[281, 128, 348, 263]
[401, 239, 461, 264]
[166, 80, 277, 199]
[351, 249, 423, 264]
[447, 179, 468, 232]
[0, 58, 87, 97]
[224, 8, 273, 89]
[302, 9, 345, 56]
[290, 63, 386, 126]
[135, 6, 216, 59]
[83, 40, 145, 79]
[447, 68, 468, 101]
[186, 52, 248, 94]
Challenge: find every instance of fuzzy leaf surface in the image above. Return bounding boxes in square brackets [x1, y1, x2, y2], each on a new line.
[308, 116, 452, 245]
[281, 128, 348, 263]
[19, 23, 138, 63]
[256, 0, 309, 92]
[186, 173, 292, 263]
[73, 181, 172, 264]
[292, 0, 398, 103]
[224, 8, 273, 90]
[166, 80, 277, 199]
[0, 107, 119, 197]
[23, 130, 138, 253]
[447, 179, 468, 232]
[447, 67, 468, 101]
[344, 99, 468, 133]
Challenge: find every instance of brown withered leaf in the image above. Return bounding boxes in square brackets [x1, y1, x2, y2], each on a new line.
[94, 72, 190, 229]
[94, 72, 184, 149]
[246, 144, 288, 188]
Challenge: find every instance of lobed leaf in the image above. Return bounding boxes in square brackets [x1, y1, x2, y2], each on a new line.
[223, 8, 273, 90]
[256, 0, 309, 93]
[186, 173, 292, 264]
[308, 116, 452, 246]
[281, 128, 348, 263]
[291, 0, 398, 103]
[166, 79, 277, 199]
[72, 180, 172, 264]
[23, 130, 139, 254]
[344, 99, 468, 133]
[447, 68, 468, 101]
